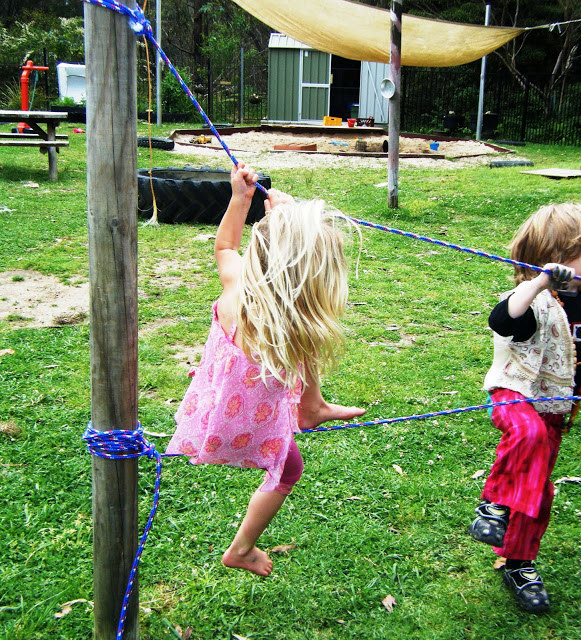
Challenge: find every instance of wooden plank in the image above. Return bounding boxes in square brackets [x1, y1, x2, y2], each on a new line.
[0, 132, 68, 139]
[521, 168, 581, 179]
[85, 0, 139, 638]
[0, 109, 68, 120]
[0, 139, 69, 147]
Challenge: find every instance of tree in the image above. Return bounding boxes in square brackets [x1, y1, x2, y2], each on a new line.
[490, 0, 581, 115]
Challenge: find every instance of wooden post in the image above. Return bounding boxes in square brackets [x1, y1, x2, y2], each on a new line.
[84, 2, 139, 639]
[388, 0, 402, 209]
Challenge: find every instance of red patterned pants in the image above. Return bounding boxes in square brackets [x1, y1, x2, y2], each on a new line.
[482, 389, 564, 560]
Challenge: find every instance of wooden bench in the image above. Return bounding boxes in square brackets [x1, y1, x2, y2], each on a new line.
[0, 109, 69, 180]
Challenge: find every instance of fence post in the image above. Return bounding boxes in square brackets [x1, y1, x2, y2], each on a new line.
[520, 79, 529, 142]
[240, 47, 244, 124]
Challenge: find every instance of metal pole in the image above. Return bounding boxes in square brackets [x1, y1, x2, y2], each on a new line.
[84, 0, 139, 637]
[388, 0, 402, 209]
[239, 47, 244, 124]
[156, 0, 162, 126]
[476, 4, 491, 140]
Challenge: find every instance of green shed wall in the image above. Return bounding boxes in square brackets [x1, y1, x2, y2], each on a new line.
[268, 48, 300, 121]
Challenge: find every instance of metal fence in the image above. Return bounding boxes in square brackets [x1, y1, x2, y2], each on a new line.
[402, 65, 581, 146]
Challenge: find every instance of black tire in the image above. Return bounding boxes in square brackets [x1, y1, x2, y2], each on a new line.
[137, 136, 175, 150]
[137, 166, 271, 224]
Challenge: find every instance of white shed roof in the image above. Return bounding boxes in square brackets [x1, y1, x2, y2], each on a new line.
[268, 32, 313, 50]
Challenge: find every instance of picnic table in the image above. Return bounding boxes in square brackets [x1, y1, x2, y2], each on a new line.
[0, 110, 69, 180]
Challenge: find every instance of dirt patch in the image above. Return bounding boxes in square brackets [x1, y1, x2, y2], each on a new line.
[0, 270, 89, 328]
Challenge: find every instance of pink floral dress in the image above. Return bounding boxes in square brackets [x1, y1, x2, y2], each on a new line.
[166, 303, 302, 491]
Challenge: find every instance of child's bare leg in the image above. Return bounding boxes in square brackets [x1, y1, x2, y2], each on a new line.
[222, 487, 287, 577]
[298, 371, 365, 430]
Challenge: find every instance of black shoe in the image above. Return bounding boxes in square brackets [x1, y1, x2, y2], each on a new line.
[469, 501, 509, 547]
[503, 565, 550, 613]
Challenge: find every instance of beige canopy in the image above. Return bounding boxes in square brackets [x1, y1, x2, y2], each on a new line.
[231, 0, 524, 66]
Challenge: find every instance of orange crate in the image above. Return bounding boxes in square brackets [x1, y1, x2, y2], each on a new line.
[323, 116, 342, 126]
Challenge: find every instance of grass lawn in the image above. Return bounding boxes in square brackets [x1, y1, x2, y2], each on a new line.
[0, 121, 580, 640]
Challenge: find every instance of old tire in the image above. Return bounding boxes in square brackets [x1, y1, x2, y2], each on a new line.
[137, 166, 270, 224]
[137, 136, 175, 150]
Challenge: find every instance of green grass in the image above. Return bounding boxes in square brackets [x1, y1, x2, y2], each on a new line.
[0, 122, 580, 639]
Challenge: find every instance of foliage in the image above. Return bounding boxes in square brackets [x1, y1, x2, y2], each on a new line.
[0, 78, 22, 109]
[0, 16, 84, 97]
[0, 121, 580, 639]
[160, 66, 201, 116]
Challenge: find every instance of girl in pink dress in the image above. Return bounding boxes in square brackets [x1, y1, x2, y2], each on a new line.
[166, 162, 364, 576]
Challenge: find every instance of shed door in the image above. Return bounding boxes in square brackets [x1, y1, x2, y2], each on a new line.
[299, 49, 330, 121]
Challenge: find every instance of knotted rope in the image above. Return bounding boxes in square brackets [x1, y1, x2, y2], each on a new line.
[83, 394, 579, 637]
[83, 424, 162, 640]
[80, 3, 581, 637]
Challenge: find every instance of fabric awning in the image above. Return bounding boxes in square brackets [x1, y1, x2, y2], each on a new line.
[231, 0, 524, 66]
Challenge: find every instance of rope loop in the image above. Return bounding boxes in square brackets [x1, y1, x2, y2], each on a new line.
[83, 422, 157, 461]
[83, 423, 162, 640]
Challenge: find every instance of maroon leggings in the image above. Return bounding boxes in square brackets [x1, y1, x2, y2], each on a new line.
[266, 439, 303, 495]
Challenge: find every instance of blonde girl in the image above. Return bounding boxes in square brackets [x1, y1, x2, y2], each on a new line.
[167, 163, 364, 576]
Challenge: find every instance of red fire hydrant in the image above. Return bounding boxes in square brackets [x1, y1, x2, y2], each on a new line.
[18, 60, 49, 133]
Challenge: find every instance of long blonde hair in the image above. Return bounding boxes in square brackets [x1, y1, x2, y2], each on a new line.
[510, 203, 581, 284]
[236, 199, 354, 389]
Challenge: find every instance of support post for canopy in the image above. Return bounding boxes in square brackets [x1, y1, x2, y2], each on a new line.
[84, 1, 139, 638]
[476, 4, 491, 141]
[388, 0, 402, 209]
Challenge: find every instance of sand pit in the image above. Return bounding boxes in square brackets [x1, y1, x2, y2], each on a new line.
[170, 125, 514, 170]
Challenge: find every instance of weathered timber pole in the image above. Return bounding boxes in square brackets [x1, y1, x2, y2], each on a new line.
[84, 1, 139, 638]
[388, 0, 402, 209]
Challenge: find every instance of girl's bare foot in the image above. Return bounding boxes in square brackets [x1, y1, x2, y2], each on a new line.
[222, 545, 273, 577]
[298, 401, 366, 430]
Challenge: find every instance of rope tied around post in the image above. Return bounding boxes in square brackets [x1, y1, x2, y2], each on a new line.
[83, 424, 162, 640]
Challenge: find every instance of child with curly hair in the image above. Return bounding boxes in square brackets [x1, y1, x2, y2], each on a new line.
[470, 203, 581, 612]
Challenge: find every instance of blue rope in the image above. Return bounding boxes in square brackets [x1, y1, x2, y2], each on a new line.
[350, 217, 581, 281]
[300, 395, 581, 432]
[83, 0, 268, 195]
[79, 3, 581, 635]
[83, 423, 162, 640]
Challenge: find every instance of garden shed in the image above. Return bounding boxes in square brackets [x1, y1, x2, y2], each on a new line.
[267, 33, 390, 125]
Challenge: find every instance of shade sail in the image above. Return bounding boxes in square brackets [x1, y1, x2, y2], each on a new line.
[231, 0, 524, 66]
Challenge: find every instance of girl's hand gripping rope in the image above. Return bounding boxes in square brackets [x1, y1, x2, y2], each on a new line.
[230, 161, 260, 206]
